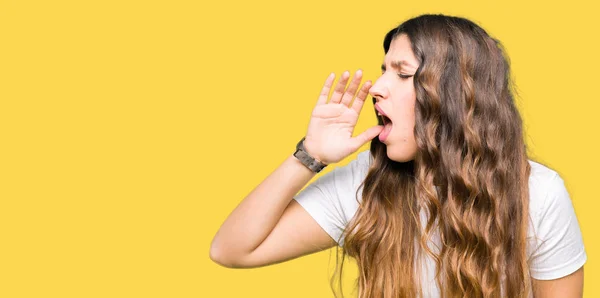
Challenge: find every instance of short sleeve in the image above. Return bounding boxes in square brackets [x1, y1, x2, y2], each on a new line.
[293, 151, 370, 247]
[528, 173, 587, 280]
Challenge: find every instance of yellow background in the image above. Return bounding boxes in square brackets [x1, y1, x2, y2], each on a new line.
[1, 0, 598, 297]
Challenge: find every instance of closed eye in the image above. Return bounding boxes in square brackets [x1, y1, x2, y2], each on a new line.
[381, 64, 414, 79]
[381, 65, 414, 79]
[381, 71, 413, 78]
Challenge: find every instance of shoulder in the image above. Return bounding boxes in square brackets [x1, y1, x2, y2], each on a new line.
[292, 149, 373, 246]
[526, 159, 587, 279]
[327, 149, 372, 188]
[326, 149, 372, 219]
[355, 149, 373, 170]
[526, 159, 568, 222]
[331, 149, 372, 203]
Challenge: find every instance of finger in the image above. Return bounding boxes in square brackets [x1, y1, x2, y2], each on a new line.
[329, 71, 350, 104]
[316, 73, 335, 106]
[350, 80, 372, 114]
[340, 69, 363, 107]
[350, 125, 384, 151]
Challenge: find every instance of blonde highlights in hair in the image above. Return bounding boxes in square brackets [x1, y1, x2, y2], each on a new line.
[330, 14, 532, 298]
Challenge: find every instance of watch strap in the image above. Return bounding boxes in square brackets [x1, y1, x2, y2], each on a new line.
[294, 137, 327, 173]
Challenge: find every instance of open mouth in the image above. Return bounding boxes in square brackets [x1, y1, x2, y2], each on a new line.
[378, 113, 391, 125]
[374, 103, 392, 125]
[374, 103, 393, 142]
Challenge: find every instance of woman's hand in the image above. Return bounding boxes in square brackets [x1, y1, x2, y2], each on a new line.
[303, 70, 383, 165]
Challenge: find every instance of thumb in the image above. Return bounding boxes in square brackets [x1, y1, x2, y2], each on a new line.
[349, 125, 384, 151]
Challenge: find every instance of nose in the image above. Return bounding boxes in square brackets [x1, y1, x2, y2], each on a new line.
[369, 78, 388, 102]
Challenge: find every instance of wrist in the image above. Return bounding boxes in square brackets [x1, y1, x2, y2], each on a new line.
[302, 139, 327, 165]
[293, 137, 328, 173]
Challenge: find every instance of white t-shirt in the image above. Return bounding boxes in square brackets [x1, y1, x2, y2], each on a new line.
[293, 150, 587, 296]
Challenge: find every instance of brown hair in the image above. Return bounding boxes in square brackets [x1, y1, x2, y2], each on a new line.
[331, 14, 532, 298]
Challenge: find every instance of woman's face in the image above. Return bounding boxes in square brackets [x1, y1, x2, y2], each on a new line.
[369, 34, 419, 163]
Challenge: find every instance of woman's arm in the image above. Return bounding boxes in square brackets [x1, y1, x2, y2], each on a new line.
[532, 266, 584, 298]
[209, 70, 381, 268]
[209, 154, 336, 268]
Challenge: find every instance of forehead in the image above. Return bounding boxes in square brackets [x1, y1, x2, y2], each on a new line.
[384, 34, 418, 69]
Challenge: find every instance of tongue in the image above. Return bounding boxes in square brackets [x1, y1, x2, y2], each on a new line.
[379, 123, 392, 142]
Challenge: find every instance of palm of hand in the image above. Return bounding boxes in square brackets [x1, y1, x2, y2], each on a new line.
[302, 70, 383, 165]
[306, 103, 360, 162]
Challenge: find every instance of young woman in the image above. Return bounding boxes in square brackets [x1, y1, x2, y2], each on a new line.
[210, 14, 587, 298]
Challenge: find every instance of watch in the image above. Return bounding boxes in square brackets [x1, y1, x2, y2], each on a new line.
[293, 137, 327, 173]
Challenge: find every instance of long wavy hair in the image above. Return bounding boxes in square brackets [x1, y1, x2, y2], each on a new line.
[330, 14, 533, 298]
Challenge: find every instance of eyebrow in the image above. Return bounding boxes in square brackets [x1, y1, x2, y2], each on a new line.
[381, 60, 416, 71]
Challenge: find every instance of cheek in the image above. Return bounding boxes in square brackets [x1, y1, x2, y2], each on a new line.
[394, 95, 417, 134]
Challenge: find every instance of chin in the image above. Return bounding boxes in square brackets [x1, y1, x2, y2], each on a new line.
[386, 145, 416, 163]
